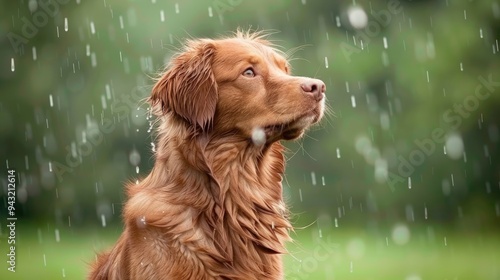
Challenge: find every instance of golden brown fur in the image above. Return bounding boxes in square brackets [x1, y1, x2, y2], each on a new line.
[89, 30, 325, 280]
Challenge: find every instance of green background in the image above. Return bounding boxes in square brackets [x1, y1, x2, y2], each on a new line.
[1, 0, 499, 279]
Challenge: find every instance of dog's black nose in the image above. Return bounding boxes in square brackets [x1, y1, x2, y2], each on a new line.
[301, 78, 326, 101]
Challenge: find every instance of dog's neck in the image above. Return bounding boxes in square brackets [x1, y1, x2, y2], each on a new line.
[146, 117, 291, 275]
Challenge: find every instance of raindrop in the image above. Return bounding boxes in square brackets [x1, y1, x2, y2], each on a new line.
[335, 16, 341, 27]
[101, 95, 107, 109]
[336, 148, 341, 158]
[451, 174, 455, 186]
[160, 10, 165, 22]
[62, 269, 66, 278]
[136, 216, 147, 228]
[56, 26, 60, 38]
[424, 205, 428, 220]
[459, 62, 464, 71]
[28, 0, 38, 12]
[91, 52, 97, 67]
[299, 189, 303, 202]
[408, 177, 412, 189]
[49, 94, 54, 107]
[175, 3, 180, 14]
[321, 176, 325, 186]
[32, 47, 37, 61]
[426, 70, 430, 83]
[11, 58, 15, 72]
[347, 6, 368, 29]
[86, 44, 90, 56]
[251, 127, 266, 146]
[324, 56, 329, 68]
[334, 218, 338, 227]
[463, 9, 467, 20]
[119, 16, 124, 29]
[208, 7, 213, 17]
[479, 28, 483, 38]
[311, 172, 317, 186]
[345, 81, 350, 92]
[129, 149, 141, 166]
[64, 17, 68, 32]
[391, 223, 410, 245]
[55, 229, 60, 242]
[445, 134, 464, 160]
[350, 261, 353, 273]
[136, 166, 140, 174]
[43, 254, 47, 266]
[105, 84, 111, 99]
[444, 236, 447, 246]
[351, 95, 356, 108]
[383, 37, 388, 49]
[48, 161, 53, 172]
[90, 21, 96, 34]
[101, 214, 107, 227]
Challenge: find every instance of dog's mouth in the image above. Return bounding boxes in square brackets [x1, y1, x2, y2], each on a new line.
[256, 108, 322, 144]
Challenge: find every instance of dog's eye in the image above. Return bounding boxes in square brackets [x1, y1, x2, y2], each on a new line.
[242, 68, 255, 77]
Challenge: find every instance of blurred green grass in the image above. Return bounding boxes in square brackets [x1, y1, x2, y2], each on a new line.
[1, 225, 499, 279]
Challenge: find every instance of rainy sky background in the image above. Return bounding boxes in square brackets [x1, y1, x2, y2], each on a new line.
[1, 0, 499, 279]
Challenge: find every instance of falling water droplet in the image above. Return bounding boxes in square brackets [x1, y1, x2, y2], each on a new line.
[351, 95, 356, 108]
[160, 10, 165, 22]
[55, 229, 60, 242]
[90, 21, 96, 34]
[299, 189, 303, 202]
[311, 172, 317, 186]
[324, 56, 329, 68]
[64, 17, 68, 31]
[383, 37, 388, 49]
[336, 148, 341, 158]
[101, 214, 107, 227]
[208, 7, 213, 17]
[32, 47, 37, 61]
[11, 58, 15, 72]
[408, 177, 412, 189]
[49, 94, 54, 107]
[175, 3, 180, 14]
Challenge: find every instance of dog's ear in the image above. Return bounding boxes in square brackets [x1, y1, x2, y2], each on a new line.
[150, 40, 217, 130]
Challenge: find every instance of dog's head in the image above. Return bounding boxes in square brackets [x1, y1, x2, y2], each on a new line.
[150, 31, 325, 144]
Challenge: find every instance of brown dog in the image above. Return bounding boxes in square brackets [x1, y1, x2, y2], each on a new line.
[89, 30, 325, 280]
